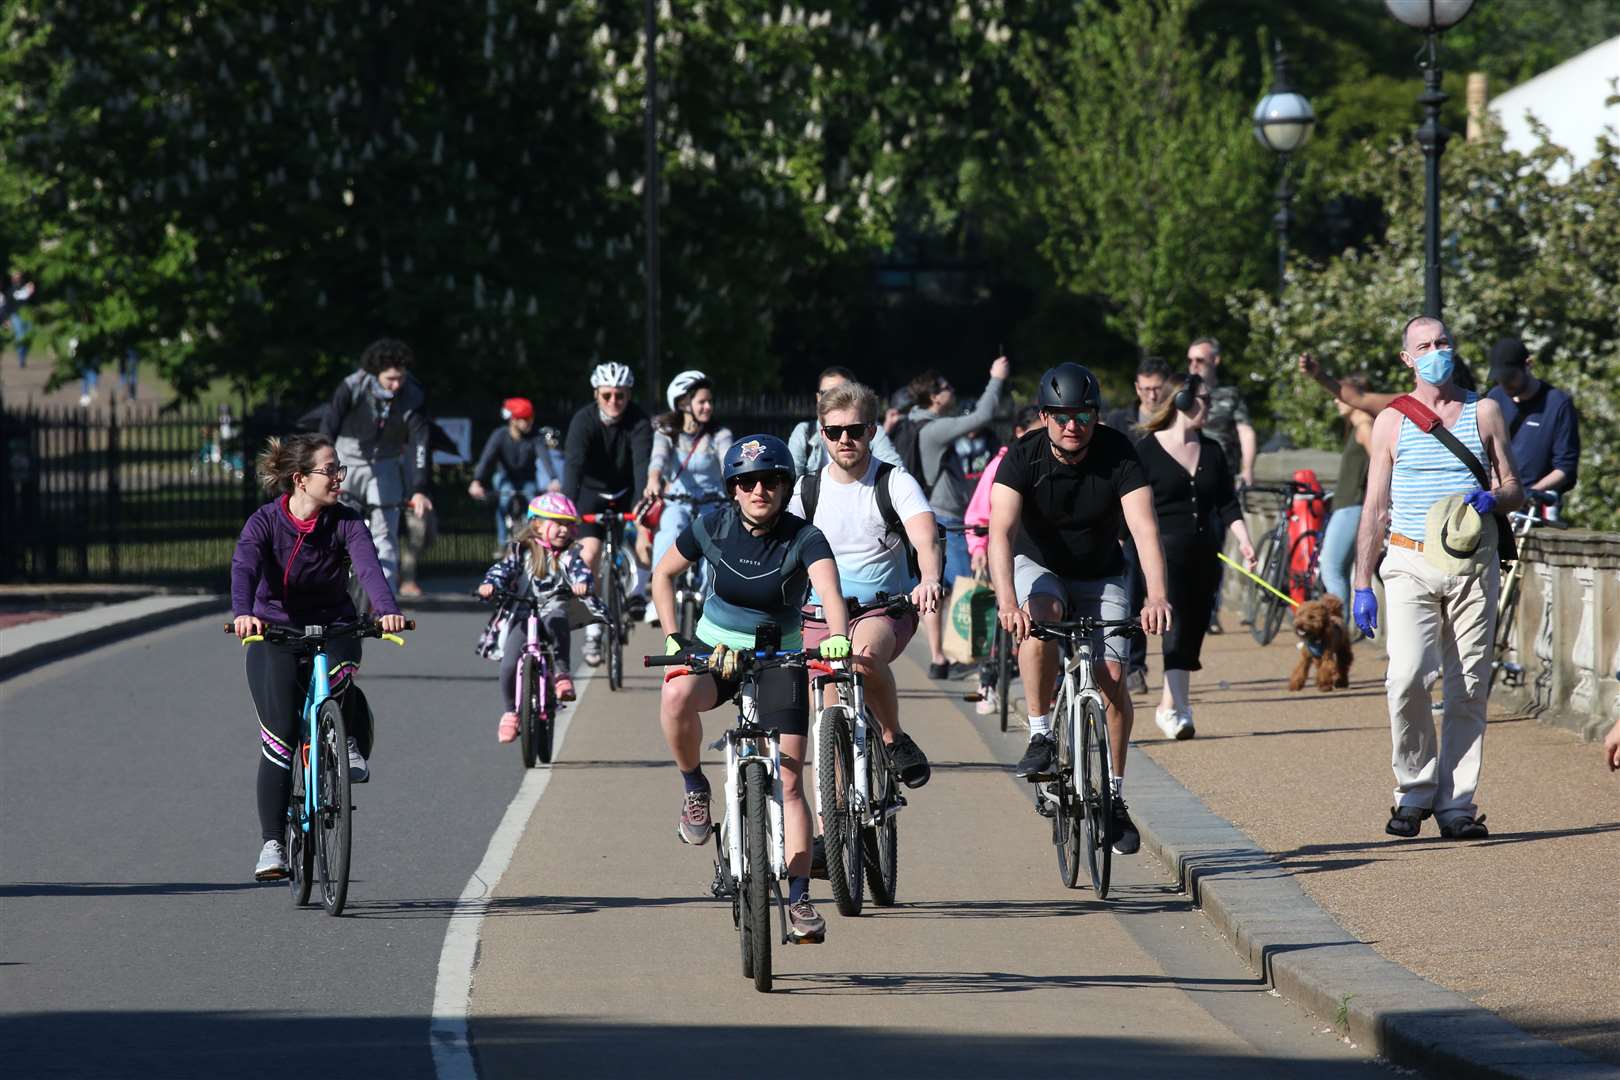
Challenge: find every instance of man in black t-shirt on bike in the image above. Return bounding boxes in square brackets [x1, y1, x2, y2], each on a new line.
[989, 363, 1172, 857]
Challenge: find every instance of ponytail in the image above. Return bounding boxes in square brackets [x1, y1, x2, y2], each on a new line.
[256, 433, 334, 495]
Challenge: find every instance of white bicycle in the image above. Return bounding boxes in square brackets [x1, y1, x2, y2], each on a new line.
[646, 645, 804, 993]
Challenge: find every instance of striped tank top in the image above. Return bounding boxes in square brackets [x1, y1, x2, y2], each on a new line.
[1390, 392, 1483, 538]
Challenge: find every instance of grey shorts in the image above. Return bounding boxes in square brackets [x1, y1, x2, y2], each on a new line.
[1013, 555, 1129, 664]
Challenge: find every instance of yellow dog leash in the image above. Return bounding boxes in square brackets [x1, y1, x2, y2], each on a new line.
[1217, 551, 1300, 609]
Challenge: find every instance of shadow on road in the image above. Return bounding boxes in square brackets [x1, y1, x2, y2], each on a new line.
[771, 967, 1267, 995]
[340, 892, 719, 920]
[0, 881, 264, 898]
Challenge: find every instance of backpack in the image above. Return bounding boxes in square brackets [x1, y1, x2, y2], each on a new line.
[798, 463, 927, 581]
[689, 505, 817, 607]
[887, 415, 932, 486]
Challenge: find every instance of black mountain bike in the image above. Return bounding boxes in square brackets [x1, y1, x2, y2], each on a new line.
[581, 497, 639, 691]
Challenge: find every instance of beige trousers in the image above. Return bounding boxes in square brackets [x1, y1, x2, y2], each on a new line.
[1379, 545, 1500, 825]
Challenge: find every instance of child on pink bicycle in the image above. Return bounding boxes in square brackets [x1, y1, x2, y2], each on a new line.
[477, 493, 596, 742]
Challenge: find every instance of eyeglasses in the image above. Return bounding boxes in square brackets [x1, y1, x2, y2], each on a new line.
[821, 423, 870, 442]
[307, 465, 348, 480]
[598, 389, 628, 401]
[1045, 410, 1095, 428]
[732, 474, 786, 493]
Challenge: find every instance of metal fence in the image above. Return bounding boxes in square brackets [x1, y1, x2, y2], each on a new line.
[1, 393, 817, 585]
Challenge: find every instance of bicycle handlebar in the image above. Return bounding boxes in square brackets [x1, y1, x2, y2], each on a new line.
[225, 618, 415, 646]
[479, 584, 574, 607]
[1525, 489, 1561, 507]
[940, 523, 988, 535]
[1028, 617, 1141, 642]
[844, 592, 918, 619]
[579, 511, 639, 524]
[662, 492, 728, 506]
[644, 648, 808, 670]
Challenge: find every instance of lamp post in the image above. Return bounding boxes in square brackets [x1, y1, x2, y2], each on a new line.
[1252, 41, 1315, 296]
[1384, 0, 1476, 321]
[642, 0, 661, 408]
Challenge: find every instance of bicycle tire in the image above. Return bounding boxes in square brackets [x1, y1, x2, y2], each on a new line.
[678, 596, 698, 643]
[519, 653, 539, 769]
[995, 623, 1012, 733]
[286, 738, 315, 906]
[315, 699, 352, 916]
[536, 658, 556, 765]
[1247, 531, 1282, 644]
[1081, 696, 1112, 899]
[606, 574, 624, 692]
[1490, 569, 1522, 692]
[863, 736, 900, 906]
[1260, 538, 1293, 645]
[816, 710, 864, 916]
[1052, 685, 1081, 889]
[743, 760, 773, 993]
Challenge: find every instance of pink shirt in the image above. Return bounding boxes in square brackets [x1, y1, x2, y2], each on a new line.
[963, 446, 1007, 558]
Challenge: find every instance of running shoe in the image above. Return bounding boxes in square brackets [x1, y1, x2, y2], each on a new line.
[677, 789, 711, 846]
[497, 711, 520, 743]
[582, 633, 603, 668]
[1109, 798, 1141, 855]
[346, 736, 370, 783]
[975, 685, 998, 716]
[1154, 706, 1194, 741]
[1014, 732, 1057, 779]
[254, 840, 289, 881]
[887, 732, 931, 789]
[555, 675, 577, 701]
[1126, 669, 1149, 695]
[787, 898, 827, 943]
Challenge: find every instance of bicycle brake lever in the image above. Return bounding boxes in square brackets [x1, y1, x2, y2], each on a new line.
[707, 737, 727, 752]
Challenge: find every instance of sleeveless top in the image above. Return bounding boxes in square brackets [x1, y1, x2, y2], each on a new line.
[1390, 393, 1483, 538]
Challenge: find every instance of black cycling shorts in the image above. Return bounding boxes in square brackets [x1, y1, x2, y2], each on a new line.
[575, 487, 626, 542]
[695, 647, 809, 738]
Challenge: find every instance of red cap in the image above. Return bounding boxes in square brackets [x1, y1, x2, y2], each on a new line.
[502, 397, 534, 421]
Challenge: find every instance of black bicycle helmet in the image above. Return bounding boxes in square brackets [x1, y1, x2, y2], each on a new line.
[1037, 363, 1102, 410]
[723, 434, 795, 485]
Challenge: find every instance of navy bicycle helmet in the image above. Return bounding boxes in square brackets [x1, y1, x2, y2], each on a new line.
[723, 434, 795, 485]
[1037, 363, 1102, 410]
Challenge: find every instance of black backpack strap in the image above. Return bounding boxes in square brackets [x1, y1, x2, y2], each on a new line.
[690, 506, 729, 565]
[800, 470, 820, 526]
[874, 463, 925, 580]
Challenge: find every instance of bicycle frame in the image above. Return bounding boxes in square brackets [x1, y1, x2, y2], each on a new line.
[292, 650, 335, 842]
[717, 676, 789, 939]
[511, 604, 553, 721]
[809, 663, 903, 832]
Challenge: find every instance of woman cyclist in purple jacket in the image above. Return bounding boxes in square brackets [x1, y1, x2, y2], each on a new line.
[230, 433, 406, 882]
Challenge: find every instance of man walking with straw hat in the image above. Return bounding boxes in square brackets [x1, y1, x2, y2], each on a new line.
[1351, 315, 1523, 840]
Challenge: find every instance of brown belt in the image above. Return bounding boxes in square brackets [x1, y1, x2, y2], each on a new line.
[1390, 533, 1424, 552]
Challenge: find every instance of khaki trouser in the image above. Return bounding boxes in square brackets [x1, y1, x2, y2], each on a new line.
[1380, 545, 1500, 825]
[343, 459, 405, 587]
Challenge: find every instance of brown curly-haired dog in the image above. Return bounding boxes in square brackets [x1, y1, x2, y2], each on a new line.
[1289, 595, 1353, 692]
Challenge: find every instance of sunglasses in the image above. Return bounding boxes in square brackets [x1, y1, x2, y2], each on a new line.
[307, 465, 348, 480]
[1045, 410, 1095, 428]
[821, 423, 870, 442]
[732, 474, 786, 493]
[598, 389, 628, 401]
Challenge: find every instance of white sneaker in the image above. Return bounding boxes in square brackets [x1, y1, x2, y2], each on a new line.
[255, 840, 289, 881]
[1155, 706, 1195, 741]
[346, 736, 370, 783]
[975, 686, 998, 716]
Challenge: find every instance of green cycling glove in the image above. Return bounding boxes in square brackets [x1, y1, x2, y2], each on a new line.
[664, 634, 683, 656]
[818, 634, 852, 660]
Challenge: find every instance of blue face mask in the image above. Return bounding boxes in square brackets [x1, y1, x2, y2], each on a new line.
[1415, 348, 1454, 386]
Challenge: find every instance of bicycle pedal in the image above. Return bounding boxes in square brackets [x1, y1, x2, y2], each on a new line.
[786, 930, 825, 945]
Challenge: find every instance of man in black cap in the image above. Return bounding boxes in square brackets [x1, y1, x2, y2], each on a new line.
[1484, 338, 1580, 503]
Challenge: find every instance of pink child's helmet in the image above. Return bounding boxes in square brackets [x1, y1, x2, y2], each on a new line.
[528, 492, 579, 522]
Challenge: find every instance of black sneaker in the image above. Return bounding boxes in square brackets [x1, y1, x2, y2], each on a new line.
[1014, 733, 1057, 780]
[1109, 798, 1140, 855]
[1207, 614, 1224, 635]
[1126, 668, 1149, 696]
[887, 732, 931, 789]
[809, 834, 828, 879]
[927, 661, 951, 680]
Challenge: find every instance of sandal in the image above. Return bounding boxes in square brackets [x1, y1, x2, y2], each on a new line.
[1385, 805, 1429, 838]
[1439, 814, 1489, 839]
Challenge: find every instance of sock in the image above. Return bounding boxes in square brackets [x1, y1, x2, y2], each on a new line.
[1110, 775, 1124, 799]
[680, 767, 709, 796]
[1164, 669, 1191, 712]
[789, 876, 810, 904]
[1027, 713, 1051, 738]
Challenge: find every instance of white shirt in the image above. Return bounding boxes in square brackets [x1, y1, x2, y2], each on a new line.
[789, 457, 932, 605]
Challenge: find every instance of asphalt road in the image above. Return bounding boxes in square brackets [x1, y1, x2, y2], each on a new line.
[4, 612, 1394, 1080]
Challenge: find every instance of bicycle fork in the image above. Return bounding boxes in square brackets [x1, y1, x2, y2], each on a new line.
[721, 689, 790, 943]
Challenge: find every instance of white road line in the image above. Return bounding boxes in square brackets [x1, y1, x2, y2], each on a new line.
[429, 666, 597, 1080]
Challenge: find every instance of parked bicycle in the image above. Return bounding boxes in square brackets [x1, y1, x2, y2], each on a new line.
[810, 594, 913, 916]
[645, 645, 807, 993]
[481, 582, 599, 767]
[1491, 489, 1568, 691]
[227, 617, 412, 915]
[1027, 616, 1140, 900]
[580, 496, 640, 691]
[1241, 480, 1329, 646]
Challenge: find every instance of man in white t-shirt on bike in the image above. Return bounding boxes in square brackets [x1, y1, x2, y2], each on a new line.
[790, 380, 939, 788]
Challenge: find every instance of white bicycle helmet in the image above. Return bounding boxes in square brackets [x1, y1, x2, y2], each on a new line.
[589, 362, 635, 389]
[665, 369, 708, 412]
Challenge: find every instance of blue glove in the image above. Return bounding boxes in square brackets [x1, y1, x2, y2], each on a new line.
[1353, 588, 1379, 638]
[1465, 488, 1496, 515]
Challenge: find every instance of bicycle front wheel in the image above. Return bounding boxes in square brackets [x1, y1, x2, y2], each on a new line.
[1053, 686, 1082, 889]
[519, 654, 539, 769]
[863, 736, 900, 906]
[1081, 696, 1113, 899]
[1247, 531, 1282, 644]
[315, 699, 352, 916]
[995, 623, 1012, 733]
[536, 662, 556, 764]
[742, 760, 773, 993]
[816, 710, 864, 916]
[286, 738, 315, 907]
[1260, 539, 1293, 645]
[606, 579, 624, 691]
[678, 596, 698, 643]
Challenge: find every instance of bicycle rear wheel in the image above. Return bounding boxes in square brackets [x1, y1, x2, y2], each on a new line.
[742, 761, 773, 993]
[519, 654, 539, 769]
[286, 738, 315, 907]
[1260, 540, 1292, 645]
[1247, 531, 1282, 644]
[1080, 696, 1113, 899]
[1490, 569, 1521, 691]
[863, 736, 900, 906]
[1052, 685, 1082, 889]
[816, 710, 864, 916]
[995, 623, 1012, 733]
[606, 577, 624, 691]
[315, 699, 352, 915]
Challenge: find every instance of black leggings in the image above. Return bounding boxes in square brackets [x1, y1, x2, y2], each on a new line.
[245, 638, 371, 842]
[1162, 544, 1221, 672]
[497, 614, 572, 712]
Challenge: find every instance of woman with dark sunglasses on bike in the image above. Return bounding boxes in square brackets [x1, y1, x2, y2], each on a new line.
[650, 434, 851, 944]
[230, 433, 406, 882]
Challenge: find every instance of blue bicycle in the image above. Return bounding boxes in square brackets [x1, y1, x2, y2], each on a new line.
[229, 618, 411, 915]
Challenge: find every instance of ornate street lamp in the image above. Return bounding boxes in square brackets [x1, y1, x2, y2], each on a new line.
[1384, 0, 1477, 320]
[1252, 41, 1315, 295]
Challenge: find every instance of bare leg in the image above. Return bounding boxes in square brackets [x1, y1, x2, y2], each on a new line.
[849, 617, 903, 742]
[1097, 658, 1133, 778]
[779, 734, 812, 878]
[1017, 594, 1065, 719]
[659, 674, 718, 771]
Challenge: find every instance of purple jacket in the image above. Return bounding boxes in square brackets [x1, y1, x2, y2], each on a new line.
[231, 497, 401, 625]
